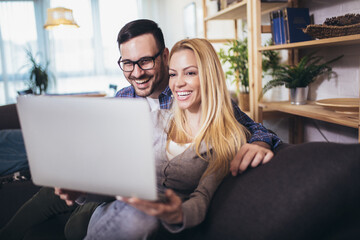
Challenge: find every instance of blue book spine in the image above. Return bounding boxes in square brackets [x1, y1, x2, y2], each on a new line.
[283, 8, 312, 43]
[272, 11, 281, 45]
[279, 10, 286, 44]
[283, 8, 290, 43]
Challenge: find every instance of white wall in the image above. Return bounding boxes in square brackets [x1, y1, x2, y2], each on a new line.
[151, 0, 235, 49]
[155, 0, 203, 49]
[298, 0, 359, 143]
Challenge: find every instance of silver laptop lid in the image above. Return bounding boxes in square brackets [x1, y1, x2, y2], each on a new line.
[17, 95, 157, 200]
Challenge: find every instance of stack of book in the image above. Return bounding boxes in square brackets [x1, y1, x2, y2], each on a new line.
[270, 8, 312, 45]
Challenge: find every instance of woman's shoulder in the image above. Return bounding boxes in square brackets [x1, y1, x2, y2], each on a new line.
[150, 109, 173, 130]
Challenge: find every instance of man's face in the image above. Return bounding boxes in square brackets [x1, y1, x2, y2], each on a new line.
[119, 33, 169, 98]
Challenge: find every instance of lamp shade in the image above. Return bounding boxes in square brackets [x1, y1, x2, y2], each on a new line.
[44, 7, 79, 29]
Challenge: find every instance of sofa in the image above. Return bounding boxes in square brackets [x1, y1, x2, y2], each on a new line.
[1, 103, 360, 240]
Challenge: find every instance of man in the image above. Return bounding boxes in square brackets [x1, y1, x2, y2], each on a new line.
[0, 19, 281, 240]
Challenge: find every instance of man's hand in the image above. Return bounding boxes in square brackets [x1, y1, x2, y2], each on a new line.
[54, 187, 84, 206]
[117, 189, 183, 224]
[230, 141, 274, 176]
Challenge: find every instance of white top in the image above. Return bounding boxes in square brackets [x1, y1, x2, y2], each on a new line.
[146, 97, 160, 112]
[166, 140, 191, 160]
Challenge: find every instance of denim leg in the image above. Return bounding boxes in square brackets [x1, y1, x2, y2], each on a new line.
[85, 200, 159, 240]
[0, 129, 28, 176]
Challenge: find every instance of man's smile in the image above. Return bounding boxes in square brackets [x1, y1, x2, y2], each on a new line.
[134, 78, 151, 84]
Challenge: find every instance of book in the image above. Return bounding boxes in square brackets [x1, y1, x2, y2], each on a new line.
[270, 10, 286, 45]
[278, 9, 286, 44]
[271, 11, 281, 44]
[283, 7, 312, 43]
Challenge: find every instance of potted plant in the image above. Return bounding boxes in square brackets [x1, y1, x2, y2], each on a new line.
[218, 38, 250, 111]
[23, 48, 54, 95]
[262, 40, 282, 79]
[260, 52, 343, 105]
[218, 38, 281, 111]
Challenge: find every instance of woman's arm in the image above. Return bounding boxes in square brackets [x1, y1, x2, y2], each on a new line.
[121, 171, 222, 233]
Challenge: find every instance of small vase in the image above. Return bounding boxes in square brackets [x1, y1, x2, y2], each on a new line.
[238, 92, 250, 111]
[290, 87, 308, 105]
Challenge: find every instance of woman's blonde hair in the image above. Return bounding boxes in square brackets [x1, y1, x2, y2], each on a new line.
[168, 38, 249, 179]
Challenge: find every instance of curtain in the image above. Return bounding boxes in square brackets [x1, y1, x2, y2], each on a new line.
[0, 1, 38, 105]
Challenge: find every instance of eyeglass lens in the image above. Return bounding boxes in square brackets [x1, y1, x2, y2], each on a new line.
[120, 58, 155, 72]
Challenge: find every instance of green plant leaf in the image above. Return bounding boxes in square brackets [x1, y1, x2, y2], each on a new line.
[260, 52, 343, 99]
[23, 46, 55, 94]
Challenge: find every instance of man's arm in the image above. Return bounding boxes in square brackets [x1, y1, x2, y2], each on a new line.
[231, 101, 281, 175]
[232, 100, 281, 150]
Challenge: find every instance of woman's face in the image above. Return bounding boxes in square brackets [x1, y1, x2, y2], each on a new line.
[169, 49, 201, 113]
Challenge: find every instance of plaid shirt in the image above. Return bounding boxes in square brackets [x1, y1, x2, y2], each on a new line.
[115, 86, 281, 150]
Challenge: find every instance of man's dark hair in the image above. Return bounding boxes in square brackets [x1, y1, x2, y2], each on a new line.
[117, 19, 165, 51]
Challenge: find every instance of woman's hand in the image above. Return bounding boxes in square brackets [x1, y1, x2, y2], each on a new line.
[117, 189, 183, 224]
[230, 142, 274, 176]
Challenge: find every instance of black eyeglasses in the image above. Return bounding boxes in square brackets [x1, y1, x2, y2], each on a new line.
[117, 49, 163, 72]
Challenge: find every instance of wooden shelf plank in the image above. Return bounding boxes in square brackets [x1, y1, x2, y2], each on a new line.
[258, 34, 360, 51]
[205, 1, 287, 21]
[261, 25, 272, 33]
[260, 2, 288, 16]
[205, 0, 247, 20]
[259, 101, 359, 128]
[208, 38, 234, 43]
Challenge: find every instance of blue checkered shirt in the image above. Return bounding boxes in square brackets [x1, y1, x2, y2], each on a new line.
[115, 86, 281, 150]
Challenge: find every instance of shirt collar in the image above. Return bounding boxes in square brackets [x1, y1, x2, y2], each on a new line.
[133, 85, 172, 99]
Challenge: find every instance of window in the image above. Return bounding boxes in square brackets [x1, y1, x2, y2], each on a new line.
[0, 0, 138, 105]
[0, 1, 38, 104]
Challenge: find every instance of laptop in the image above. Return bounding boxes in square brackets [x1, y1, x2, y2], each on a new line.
[16, 95, 159, 201]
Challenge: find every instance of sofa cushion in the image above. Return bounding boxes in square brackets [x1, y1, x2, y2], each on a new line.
[0, 129, 28, 176]
[0, 104, 20, 130]
[201, 142, 360, 240]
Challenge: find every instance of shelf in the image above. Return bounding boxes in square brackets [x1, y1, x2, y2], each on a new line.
[258, 34, 360, 51]
[208, 38, 235, 43]
[259, 101, 359, 129]
[204, 0, 287, 21]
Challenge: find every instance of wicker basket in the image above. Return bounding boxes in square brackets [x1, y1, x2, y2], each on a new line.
[303, 23, 360, 39]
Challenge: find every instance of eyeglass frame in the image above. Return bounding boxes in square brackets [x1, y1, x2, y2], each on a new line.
[117, 48, 164, 72]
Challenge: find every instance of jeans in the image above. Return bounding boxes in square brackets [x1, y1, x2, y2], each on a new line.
[0, 129, 28, 176]
[85, 200, 159, 240]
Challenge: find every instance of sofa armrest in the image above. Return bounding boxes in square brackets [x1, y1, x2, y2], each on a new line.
[0, 104, 20, 130]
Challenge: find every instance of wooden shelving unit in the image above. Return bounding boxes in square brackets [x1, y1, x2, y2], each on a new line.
[202, 0, 360, 142]
[202, 0, 289, 119]
[251, 0, 360, 142]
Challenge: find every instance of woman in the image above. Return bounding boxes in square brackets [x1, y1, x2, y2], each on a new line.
[84, 38, 252, 239]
